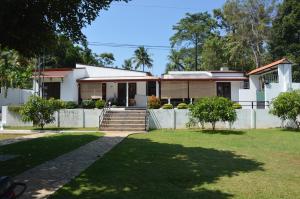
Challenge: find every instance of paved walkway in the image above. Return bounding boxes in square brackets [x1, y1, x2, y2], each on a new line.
[0, 133, 57, 146]
[14, 132, 135, 199]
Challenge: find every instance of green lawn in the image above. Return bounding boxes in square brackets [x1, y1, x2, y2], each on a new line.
[0, 132, 103, 176]
[51, 129, 300, 199]
[4, 126, 99, 131]
[0, 134, 29, 140]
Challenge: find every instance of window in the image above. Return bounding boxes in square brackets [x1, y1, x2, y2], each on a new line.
[43, 82, 61, 99]
[217, 82, 231, 100]
[147, 81, 156, 96]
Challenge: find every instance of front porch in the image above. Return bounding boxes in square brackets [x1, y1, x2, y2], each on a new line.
[78, 77, 160, 107]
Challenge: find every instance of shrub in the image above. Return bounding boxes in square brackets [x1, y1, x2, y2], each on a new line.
[48, 98, 66, 109]
[189, 97, 237, 130]
[95, 100, 106, 109]
[148, 95, 160, 109]
[233, 103, 242, 109]
[81, 99, 95, 109]
[270, 90, 300, 129]
[20, 96, 60, 129]
[162, 103, 173, 109]
[8, 105, 23, 114]
[64, 101, 78, 109]
[177, 103, 188, 109]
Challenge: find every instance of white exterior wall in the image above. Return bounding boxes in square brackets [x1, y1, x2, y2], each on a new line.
[0, 88, 33, 107]
[239, 75, 260, 109]
[106, 82, 118, 100]
[60, 68, 86, 102]
[265, 83, 281, 103]
[278, 63, 292, 92]
[230, 81, 242, 102]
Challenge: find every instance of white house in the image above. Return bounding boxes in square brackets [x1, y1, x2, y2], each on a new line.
[29, 58, 297, 109]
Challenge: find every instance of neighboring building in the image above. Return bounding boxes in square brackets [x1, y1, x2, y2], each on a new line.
[30, 58, 296, 109]
[239, 58, 297, 109]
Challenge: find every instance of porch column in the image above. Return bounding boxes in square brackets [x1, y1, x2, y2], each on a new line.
[156, 81, 160, 98]
[126, 82, 129, 107]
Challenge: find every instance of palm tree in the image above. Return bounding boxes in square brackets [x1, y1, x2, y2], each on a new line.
[122, 58, 133, 70]
[165, 49, 185, 72]
[133, 46, 153, 72]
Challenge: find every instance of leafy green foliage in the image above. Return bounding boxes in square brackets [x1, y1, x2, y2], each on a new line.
[162, 104, 173, 109]
[177, 103, 188, 109]
[148, 96, 161, 109]
[7, 105, 23, 114]
[20, 96, 62, 129]
[98, 53, 115, 67]
[133, 46, 153, 72]
[81, 100, 96, 109]
[270, 90, 300, 129]
[122, 58, 134, 70]
[64, 101, 78, 109]
[189, 97, 237, 130]
[0, 48, 33, 95]
[269, 0, 300, 80]
[233, 103, 242, 109]
[170, 12, 217, 70]
[0, 0, 129, 56]
[95, 100, 106, 109]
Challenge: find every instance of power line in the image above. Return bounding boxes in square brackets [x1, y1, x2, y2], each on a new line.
[88, 42, 172, 51]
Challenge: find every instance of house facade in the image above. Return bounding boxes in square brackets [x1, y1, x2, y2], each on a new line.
[31, 58, 296, 109]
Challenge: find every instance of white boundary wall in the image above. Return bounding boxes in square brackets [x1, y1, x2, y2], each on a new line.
[0, 88, 33, 108]
[2, 107, 289, 129]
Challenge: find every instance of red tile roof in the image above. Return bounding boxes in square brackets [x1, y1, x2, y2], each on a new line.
[247, 58, 292, 75]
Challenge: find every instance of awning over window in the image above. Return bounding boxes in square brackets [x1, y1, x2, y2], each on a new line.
[80, 83, 102, 100]
[161, 81, 188, 99]
[189, 81, 216, 98]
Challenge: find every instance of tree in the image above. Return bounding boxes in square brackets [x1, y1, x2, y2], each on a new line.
[165, 50, 185, 72]
[20, 96, 64, 129]
[170, 12, 217, 70]
[214, 0, 276, 68]
[0, 0, 129, 56]
[133, 46, 153, 72]
[0, 48, 33, 96]
[122, 59, 134, 70]
[270, 90, 300, 129]
[189, 97, 237, 130]
[269, 0, 300, 80]
[98, 53, 115, 67]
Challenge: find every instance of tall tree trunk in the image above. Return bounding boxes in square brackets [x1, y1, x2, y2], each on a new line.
[195, 37, 198, 71]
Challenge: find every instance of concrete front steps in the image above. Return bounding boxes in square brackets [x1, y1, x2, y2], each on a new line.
[100, 110, 147, 131]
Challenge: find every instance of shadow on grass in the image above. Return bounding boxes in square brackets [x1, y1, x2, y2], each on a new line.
[51, 137, 264, 199]
[202, 130, 246, 135]
[0, 133, 100, 176]
[280, 128, 300, 133]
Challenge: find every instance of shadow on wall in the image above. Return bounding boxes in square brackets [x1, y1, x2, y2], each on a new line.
[51, 137, 264, 199]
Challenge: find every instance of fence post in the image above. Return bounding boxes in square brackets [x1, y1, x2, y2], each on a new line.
[173, 109, 176, 130]
[82, 109, 85, 128]
[57, 110, 60, 128]
[251, 109, 256, 129]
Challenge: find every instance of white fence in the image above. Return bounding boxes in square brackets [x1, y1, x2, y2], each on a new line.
[1, 106, 290, 129]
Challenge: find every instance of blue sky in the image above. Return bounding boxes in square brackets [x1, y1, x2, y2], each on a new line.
[83, 0, 226, 76]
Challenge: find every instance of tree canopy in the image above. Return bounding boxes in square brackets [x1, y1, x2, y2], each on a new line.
[0, 0, 129, 56]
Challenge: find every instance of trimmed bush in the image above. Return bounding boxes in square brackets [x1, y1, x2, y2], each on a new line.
[95, 100, 106, 109]
[20, 96, 61, 129]
[148, 95, 161, 109]
[64, 101, 78, 109]
[81, 100, 96, 109]
[162, 104, 173, 109]
[177, 103, 188, 109]
[189, 97, 237, 130]
[233, 103, 242, 109]
[270, 90, 300, 129]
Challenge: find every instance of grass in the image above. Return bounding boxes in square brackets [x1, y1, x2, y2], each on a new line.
[0, 134, 29, 140]
[0, 132, 103, 176]
[4, 126, 99, 131]
[51, 129, 300, 199]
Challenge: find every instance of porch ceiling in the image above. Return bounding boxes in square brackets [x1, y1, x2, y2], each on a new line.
[77, 76, 159, 82]
[33, 70, 72, 78]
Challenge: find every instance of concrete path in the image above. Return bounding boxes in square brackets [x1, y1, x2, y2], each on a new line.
[14, 132, 135, 199]
[0, 133, 57, 146]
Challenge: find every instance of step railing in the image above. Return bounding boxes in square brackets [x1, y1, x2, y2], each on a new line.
[99, 101, 111, 129]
